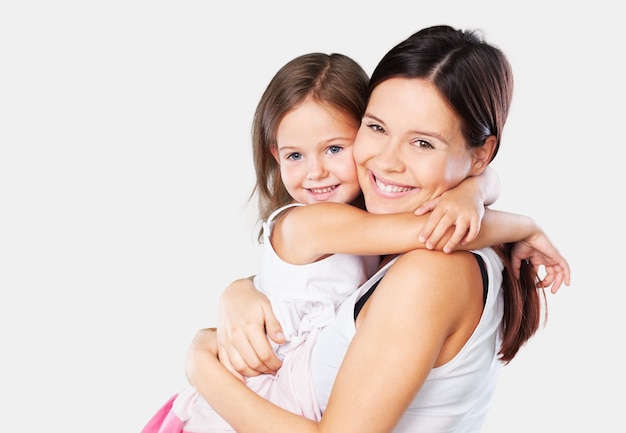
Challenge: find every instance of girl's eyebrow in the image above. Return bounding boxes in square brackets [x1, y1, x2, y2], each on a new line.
[278, 136, 354, 152]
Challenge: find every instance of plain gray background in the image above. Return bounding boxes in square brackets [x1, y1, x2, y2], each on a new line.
[1, 1, 623, 431]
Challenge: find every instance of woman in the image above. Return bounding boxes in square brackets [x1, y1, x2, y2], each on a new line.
[186, 25, 570, 433]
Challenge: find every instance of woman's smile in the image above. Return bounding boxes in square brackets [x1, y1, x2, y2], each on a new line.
[372, 172, 415, 194]
[353, 77, 472, 215]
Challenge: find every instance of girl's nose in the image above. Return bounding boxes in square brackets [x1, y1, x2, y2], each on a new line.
[306, 157, 327, 180]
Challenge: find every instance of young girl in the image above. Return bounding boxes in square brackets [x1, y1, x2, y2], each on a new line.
[142, 51, 560, 433]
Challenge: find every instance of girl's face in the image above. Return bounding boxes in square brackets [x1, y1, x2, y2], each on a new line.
[271, 98, 361, 205]
[354, 78, 486, 215]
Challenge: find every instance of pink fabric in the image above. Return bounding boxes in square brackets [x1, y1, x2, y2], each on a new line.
[141, 394, 183, 433]
[245, 332, 321, 420]
[140, 333, 321, 432]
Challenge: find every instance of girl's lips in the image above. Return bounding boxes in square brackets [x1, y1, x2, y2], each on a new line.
[305, 184, 339, 201]
[306, 185, 338, 194]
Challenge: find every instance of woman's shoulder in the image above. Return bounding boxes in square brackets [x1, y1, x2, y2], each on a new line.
[394, 248, 477, 268]
[372, 250, 486, 333]
[387, 249, 483, 293]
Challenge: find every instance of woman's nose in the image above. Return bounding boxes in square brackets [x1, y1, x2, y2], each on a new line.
[375, 140, 405, 173]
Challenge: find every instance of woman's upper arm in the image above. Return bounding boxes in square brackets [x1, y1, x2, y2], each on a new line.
[319, 250, 470, 433]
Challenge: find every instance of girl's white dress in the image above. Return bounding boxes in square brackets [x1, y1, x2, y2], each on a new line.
[141, 203, 379, 433]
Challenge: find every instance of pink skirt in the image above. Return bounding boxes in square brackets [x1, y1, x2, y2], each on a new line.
[140, 332, 321, 433]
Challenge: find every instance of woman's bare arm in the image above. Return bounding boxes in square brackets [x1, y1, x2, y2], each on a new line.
[190, 250, 476, 433]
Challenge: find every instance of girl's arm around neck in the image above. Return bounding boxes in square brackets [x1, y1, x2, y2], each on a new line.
[272, 203, 542, 264]
[273, 202, 428, 264]
[460, 209, 539, 249]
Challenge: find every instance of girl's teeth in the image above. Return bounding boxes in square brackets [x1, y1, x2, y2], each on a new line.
[310, 186, 335, 193]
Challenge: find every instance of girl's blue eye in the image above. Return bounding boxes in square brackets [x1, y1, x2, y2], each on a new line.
[287, 152, 303, 161]
[328, 145, 342, 155]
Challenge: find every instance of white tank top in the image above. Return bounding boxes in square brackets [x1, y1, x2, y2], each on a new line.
[310, 247, 505, 432]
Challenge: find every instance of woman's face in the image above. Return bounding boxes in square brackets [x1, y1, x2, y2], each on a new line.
[354, 77, 481, 215]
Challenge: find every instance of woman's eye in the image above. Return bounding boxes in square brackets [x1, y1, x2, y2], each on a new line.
[413, 139, 434, 149]
[367, 123, 385, 133]
[327, 145, 343, 155]
[287, 152, 303, 161]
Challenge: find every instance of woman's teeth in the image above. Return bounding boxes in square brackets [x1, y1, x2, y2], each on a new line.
[375, 178, 412, 193]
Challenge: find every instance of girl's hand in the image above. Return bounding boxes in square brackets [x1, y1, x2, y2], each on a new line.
[416, 166, 499, 253]
[217, 278, 285, 380]
[511, 231, 571, 294]
[415, 194, 484, 253]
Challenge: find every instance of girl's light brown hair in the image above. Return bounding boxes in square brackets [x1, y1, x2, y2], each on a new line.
[250, 52, 369, 241]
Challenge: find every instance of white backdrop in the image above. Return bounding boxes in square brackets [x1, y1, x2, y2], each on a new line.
[1, 1, 623, 432]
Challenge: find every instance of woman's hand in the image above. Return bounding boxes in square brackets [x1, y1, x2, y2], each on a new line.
[511, 231, 571, 294]
[217, 278, 285, 381]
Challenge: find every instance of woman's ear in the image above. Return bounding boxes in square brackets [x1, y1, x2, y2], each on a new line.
[471, 136, 497, 175]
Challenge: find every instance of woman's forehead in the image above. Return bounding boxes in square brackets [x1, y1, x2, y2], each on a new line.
[366, 78, 462, 145]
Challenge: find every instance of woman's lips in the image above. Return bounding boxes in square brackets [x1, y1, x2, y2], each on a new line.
[370, 171, 414, 195]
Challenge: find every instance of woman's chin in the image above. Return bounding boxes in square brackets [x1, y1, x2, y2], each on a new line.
[365, 201, 406, 215]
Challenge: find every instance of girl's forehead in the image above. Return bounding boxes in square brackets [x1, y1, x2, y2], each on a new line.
[276, 100, 359, 151]
[279, 101, 357, 132]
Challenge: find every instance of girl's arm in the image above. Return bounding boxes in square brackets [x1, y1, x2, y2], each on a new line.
[463, 211, 570, 293]
[277, 167, 501, 264]
[275, 204, 544, 264]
